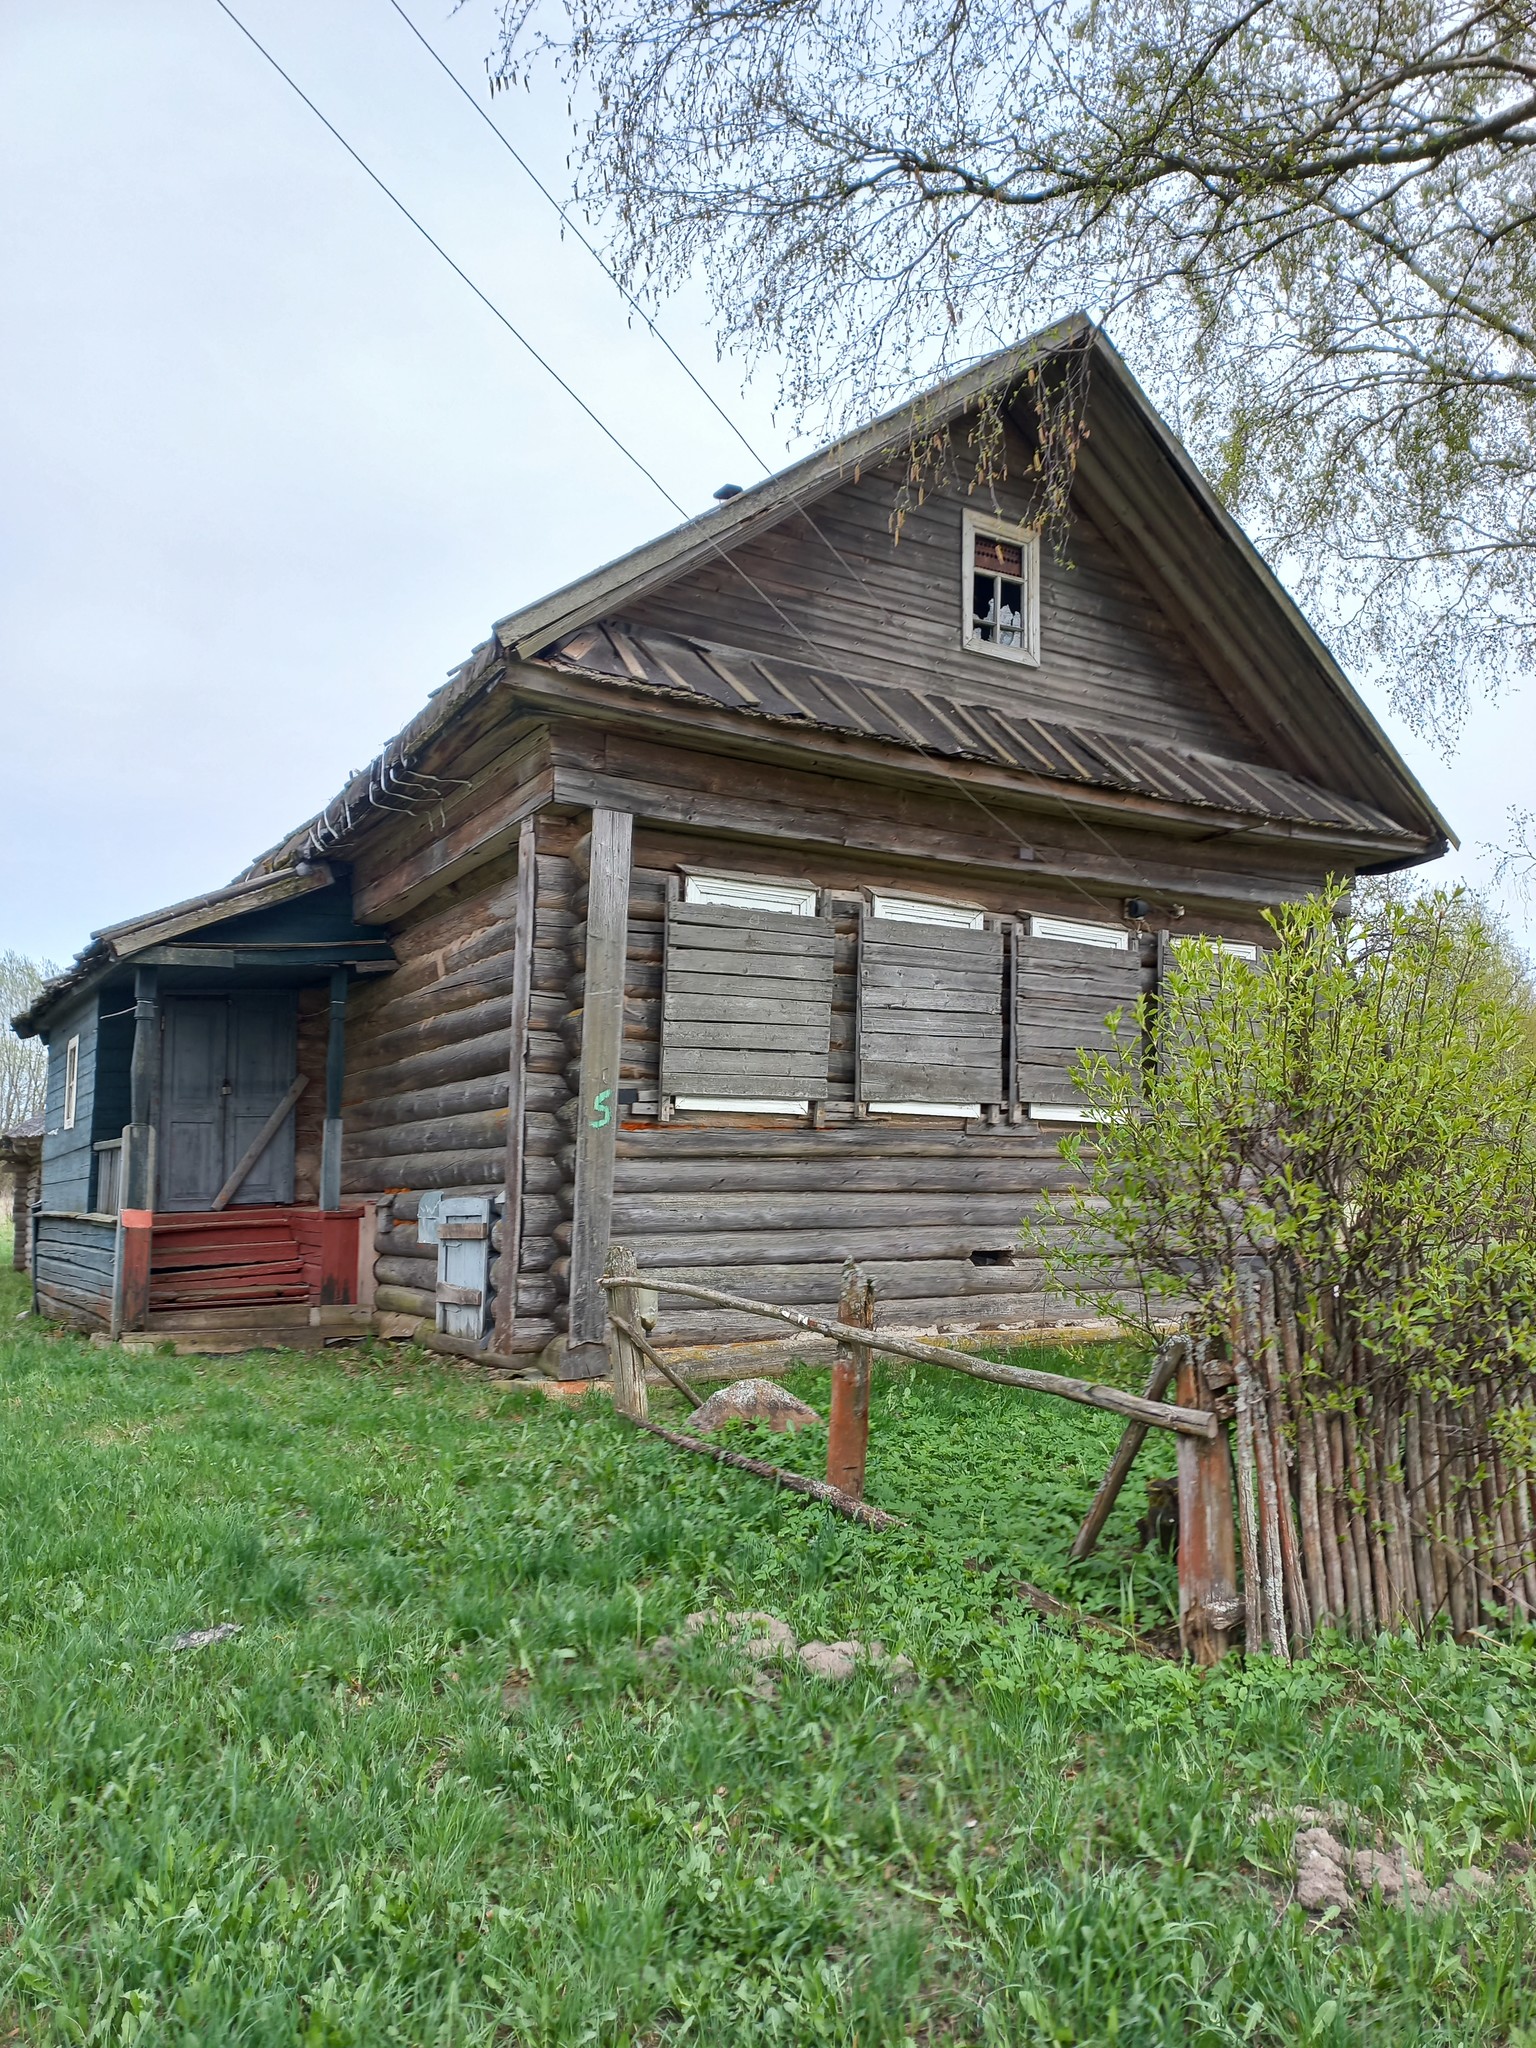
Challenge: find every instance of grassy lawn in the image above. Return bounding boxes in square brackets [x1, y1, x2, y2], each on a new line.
[2, 1249, 1535, 2045]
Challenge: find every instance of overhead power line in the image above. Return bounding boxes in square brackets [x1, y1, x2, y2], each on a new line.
[384, 0, 773, 478]
[211, 0, 1136, 917]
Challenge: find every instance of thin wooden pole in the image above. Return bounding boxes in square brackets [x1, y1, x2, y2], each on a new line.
[609, 1310, 704, 1409]
[1231, 1291, 1264, 1651]
[494, 813, 537, 1356]
[630, 1418, 902, 1529]
[1070, 1335, 1186, 1562]
[1176, 1340, 1240, 1665]
[567, 807, 634, 1373]
[826, 1259, 876, 1499]
[600, 1276, 1218, 1438]
[319, 968, 347, 1212]
[604, 1243, 648, 1421]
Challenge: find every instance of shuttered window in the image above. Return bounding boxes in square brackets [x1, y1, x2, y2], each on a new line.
[859, 893, 1005, 1116]
[663, 874, 835, 1114]
[1014, 915, 1143, 1121]
[1155, 931, 1263, 1071]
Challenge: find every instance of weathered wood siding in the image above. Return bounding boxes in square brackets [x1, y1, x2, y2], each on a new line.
[625, 442, 1261, 759]
[340, 800, 570, 1357]
[39, 994, 99, 1213]
[552, 824, 1177, 1354]
[33, 1211, 116, 1329]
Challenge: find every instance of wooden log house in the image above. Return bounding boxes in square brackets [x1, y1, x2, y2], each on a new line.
[11, 324, 1452, 1372]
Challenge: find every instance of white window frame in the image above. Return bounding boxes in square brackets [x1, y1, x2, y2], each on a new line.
[962, 507, 1040, 666]
[683, 872, 819, 917]
[1173, 934, 1260, 962]
[866, 891, 985, 1118]
[674, 871, 819, 1114]
[1029, 914, 1129, 950]
[62, 1034, 80, 1131]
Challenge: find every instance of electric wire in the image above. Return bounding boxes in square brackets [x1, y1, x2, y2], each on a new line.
[214, 0, 1142, 920]
[380, 3, 1155, 918]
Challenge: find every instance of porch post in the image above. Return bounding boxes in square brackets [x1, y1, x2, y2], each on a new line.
[320, 968, 347, 1211]
[565, 807, 633, 1376]
[118, 965, 159, 1331]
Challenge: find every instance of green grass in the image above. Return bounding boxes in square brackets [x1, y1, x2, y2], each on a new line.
[3, 1261, 1536, 2045]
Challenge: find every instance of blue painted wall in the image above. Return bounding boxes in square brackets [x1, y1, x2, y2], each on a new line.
[40, 993, 100, 1213]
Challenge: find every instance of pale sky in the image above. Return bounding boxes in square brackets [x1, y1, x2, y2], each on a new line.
[5, 1, 1532, 970]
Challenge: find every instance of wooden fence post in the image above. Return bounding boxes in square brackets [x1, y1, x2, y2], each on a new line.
[826, 1259, 875, 1498]
[1177, 1342, 1241, 1665]
[566, 807, 634, 1375]
[605, 1242, 648, 1420]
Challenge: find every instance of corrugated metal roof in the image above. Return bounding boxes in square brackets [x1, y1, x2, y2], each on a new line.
[535, 620, 1416, 841]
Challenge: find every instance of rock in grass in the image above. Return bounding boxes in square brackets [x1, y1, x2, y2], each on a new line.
[686, 1379, 822, 1435]
[170, 1622, 243, 1652]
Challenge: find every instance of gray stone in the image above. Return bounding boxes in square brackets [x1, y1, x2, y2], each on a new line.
[1295, 1826, 1352, 1914]
[170, 1622, 243, 1652]
[687, 1380, 823, 1435]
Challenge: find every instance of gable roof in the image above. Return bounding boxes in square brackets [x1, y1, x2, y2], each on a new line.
[253, 318, 1447, 883]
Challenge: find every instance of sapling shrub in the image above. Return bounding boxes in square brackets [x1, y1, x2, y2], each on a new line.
[1051, 886, 1536, 1640]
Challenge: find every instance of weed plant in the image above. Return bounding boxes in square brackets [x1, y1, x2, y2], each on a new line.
[1, 1262, 1534, 2044]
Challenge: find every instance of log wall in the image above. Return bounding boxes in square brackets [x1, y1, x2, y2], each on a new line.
[340, 805, 574, 1358]
[545, 822, 1175, 1356]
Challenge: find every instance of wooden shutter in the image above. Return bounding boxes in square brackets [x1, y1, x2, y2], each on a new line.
[661, 898, 835, 1101]
[857, 913, 1005, 1105]
[1015, 930, 1144, 1108]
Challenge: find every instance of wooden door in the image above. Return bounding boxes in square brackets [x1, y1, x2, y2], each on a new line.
[158, 993, 297, 1211]
[227, 993, 297, 1205]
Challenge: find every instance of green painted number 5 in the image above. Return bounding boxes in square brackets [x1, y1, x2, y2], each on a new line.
[590, 1087, 613, 1129]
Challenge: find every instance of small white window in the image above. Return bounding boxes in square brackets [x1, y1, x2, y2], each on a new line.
[1174, 934, 1260, 962]
[675, 871, 818, 1113]
[62, 1035, 80, 1131]
[1030, 914, 1129, 951]
[684, 873, 818, 916]
[868, 891, 985, 1117]
[1028, 1101, 1098, 1124]
[962, 509, 1040, 665]
[869, 891, 984, 930]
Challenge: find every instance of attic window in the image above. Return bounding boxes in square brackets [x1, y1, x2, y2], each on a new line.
[963, 509, 1040, 665]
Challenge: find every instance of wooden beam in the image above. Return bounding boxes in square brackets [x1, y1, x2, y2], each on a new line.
[320, 968, 347, 1212]
[495, 814, 538, 1354]
[602, 1275, 1218, 1437]
[211, 1076, 308, 1212]
[1069, 1336, 1186, 1560]
[565, 806, 633, 1371]
[1175, 1346, 1241, 1663]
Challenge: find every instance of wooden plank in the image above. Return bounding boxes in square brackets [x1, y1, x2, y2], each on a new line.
[662, 1049, 829, 1078]
[566, 808, 633, 1361]
[859, 961, 1002, 994]
[663, 1022, 831, 1052]
[664, 948, 833, 983]
[496, 814, 538, 1354]
[663, 992, 828, 1026]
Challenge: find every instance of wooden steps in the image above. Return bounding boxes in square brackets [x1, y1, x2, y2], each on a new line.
[148, 1209, 309, 1314]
